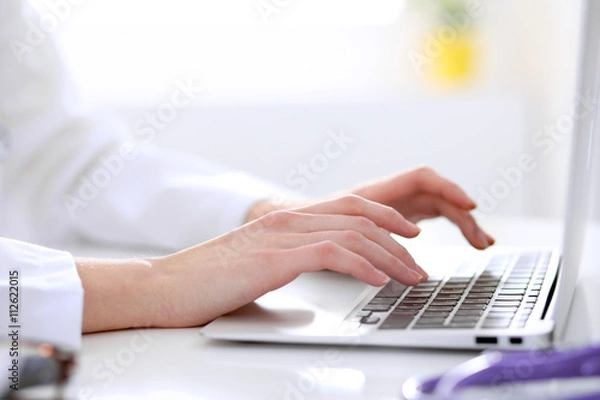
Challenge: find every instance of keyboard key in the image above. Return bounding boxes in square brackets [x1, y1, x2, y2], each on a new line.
[495, 295, 524, 302]
[479, 272, 504, 279]
[446, 278, 472, 284]
[413, 317, 446, 328]
[434, 294, 462, 300]
[454, 309, 483, 317]
[379, 313, 414, 329]
[507, 273, 532, 279]
[458, 304, 486, 310]
[360, 315, 381, 324]
[491, 301, 521, 307]
[404, 289, 432, 296]
[452, 315, 480, 322]
[446, 321, 477, 328]
[415, 281, 441, 288]
[490, 306, 518, 313]
[430, 300, 459, 306]
[486, 311, 515, 319]
[466, 293, 493, 299]
[439, 288, 465, 294]
[442, 283, 468, 289]
[396, 302, 427, 309]
[469, 286, 497, 293]
[409, 287, 437, 294]
[506, 278, 530, 285]
[482, 319, 512, 328]
[391, 309, 420, 316]
[362, 304, 393, 312]
[462, 298, 490, 304]
[475, 278, 501, 284]
[354, 311, 371, 318]
[530, 283, 543, 290]
[368, 297, 397, 305]
[399, 297, 429, 304]
[377, 280, 408, 298]
[499, 289, 526, 296]
[422, 311, 451, 318]
[426, 305, 455, 312]
[502, 283, 529, 290]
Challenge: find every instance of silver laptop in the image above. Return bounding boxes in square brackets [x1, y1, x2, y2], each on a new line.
[200, 0, 599, 350]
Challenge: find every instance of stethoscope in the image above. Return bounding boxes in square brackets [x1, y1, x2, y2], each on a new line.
[400, 345, 600, 400]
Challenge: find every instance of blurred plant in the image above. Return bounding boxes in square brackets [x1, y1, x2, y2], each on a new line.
[407, 0, 482, 89]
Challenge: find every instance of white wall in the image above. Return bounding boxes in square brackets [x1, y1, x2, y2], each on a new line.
[46, 0, 596, 219]
[113, 93, 527, 218]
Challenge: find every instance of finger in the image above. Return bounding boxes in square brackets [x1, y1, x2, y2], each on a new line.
[291, 195, 421, 238]
[280, 241, 422, 286]
[401, 167, 477, 210]
[433, 199, 495, 249]
[264, 211, 427, 280]
[271, 231, 425, 285]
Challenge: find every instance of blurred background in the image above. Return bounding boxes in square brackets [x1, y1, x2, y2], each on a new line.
[33, 0, 599, 220]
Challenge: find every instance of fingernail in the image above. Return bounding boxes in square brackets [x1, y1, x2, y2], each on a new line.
[486, 234, 495, 245]
[403, 220, 421, 236]
[409, 269, 424, 284]
[477, 231, 490, 247]
[417, 266, 428, 281]
[374, 269, 388, 285]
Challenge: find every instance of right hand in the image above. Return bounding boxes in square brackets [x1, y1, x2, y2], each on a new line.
[150, 195, 426, 328]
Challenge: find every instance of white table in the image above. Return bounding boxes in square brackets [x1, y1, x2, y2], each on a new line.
[64, 217, 600, 400]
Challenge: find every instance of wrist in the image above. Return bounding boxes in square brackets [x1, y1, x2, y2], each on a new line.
[78, 257, 167, 332]
[244, 199, 284, 223]
[244, 197, 309, 224]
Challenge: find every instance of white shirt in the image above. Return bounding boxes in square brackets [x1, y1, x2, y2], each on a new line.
[0, 0, 286, 350]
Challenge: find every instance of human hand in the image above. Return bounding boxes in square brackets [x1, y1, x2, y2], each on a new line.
[348, 166, 494, 249]
[247, 166, 494, 250]
[150, 195, 426, 328]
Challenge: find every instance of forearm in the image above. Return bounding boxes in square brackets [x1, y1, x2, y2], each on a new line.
[76, 257, 165, 333]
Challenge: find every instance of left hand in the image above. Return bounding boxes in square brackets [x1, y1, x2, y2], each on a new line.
[349, 166, 494, 249]
[246, 166, 494, 250]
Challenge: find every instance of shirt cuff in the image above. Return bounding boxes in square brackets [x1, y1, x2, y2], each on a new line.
[0, 238, 83, 351]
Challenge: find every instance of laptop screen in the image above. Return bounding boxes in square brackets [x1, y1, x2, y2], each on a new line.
[554, 0, 600, 341]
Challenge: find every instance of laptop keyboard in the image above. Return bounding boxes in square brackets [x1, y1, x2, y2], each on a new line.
[353, 252, 551, 330]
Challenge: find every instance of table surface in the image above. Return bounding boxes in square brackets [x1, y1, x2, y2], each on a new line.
[63, 216, 600, 400]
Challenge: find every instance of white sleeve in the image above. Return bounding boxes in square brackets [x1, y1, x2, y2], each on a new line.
[0, 238, 83, 351]
[63, 146, 290, 250]
[0, 0, 293, 250]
